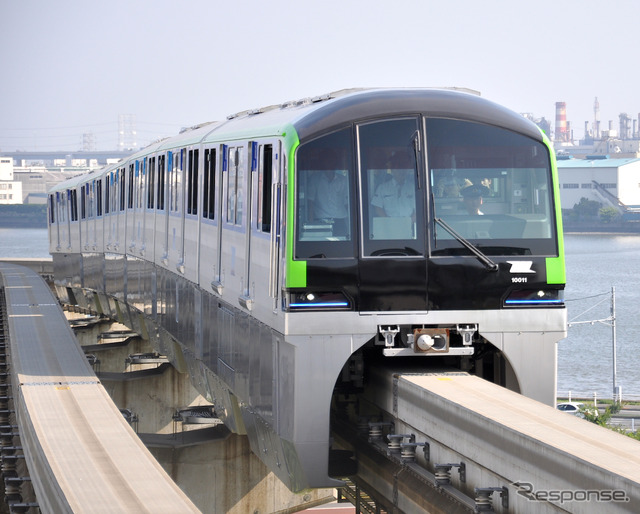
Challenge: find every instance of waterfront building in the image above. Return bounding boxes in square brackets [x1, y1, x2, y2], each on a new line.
[557, 157, 640, 212]
[0, 157, 22, 204]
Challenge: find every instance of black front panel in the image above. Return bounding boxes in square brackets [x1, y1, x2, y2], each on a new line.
[427, 257, 550, 310]
[358, 258, 427, 311]
[292, 100, 562, 314]
[357, 117, 427, 311]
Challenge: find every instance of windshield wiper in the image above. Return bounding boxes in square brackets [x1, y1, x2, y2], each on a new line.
[434, 218, 499, 272]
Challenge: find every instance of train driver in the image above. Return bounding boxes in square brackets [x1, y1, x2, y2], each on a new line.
[308, 149, 350, 237]
[460, 183, 491, 215]
[371, 152, 416, 221]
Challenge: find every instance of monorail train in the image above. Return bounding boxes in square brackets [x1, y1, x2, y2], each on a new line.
[48, 88, 567, 492]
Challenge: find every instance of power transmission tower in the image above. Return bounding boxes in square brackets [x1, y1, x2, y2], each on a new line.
[118, 114, 138, 151]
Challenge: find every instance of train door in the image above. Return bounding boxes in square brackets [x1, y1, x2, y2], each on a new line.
[95, 178, 103, 252]
[125, 162, 137, 253]
[105, 173, 114, 250]
[49, 193, 60, 251]
[213, 146, 225, 292]
[182, 148, 200, 282]
[140, 157, 148, 256]
[62, 190, 70, 249]
[154, 153, 167, 264]
[240, 142, 257, 308]
[55, 192, 64, 250]
[167, 149, 185, 272]
[117, 167, 127, 252]
[145, 155, 156, 261]
[80, 183, 88, 251]
[357, 117, 427, 311]
[70, 187, 80, 252]
[161, 151, 173, 265]
[199, 145, 222, 293]
[246, 140, 281, 314]
[220, 144, 248, 300]
[90, 180, 97, 250]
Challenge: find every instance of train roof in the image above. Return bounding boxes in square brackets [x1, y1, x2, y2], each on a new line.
[196, 87, 545, 144]
[48, 88, 545, 194]
[289, 88, 544, 141]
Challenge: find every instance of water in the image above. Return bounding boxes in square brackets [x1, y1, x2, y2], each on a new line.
[0, 227, 638, 398]
[561, 233, 640, 400]
[0, 227, 50, 258]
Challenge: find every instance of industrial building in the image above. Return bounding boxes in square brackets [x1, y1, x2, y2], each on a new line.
[553, 98, 640, 159]
[0, 152, 128, 205]
[0, 158, 97, 205]
[0, 157, 22, 204]
[557, 157, 640, 214]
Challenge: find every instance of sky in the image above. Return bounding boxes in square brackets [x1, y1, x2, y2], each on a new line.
[2, 0, 640, 151]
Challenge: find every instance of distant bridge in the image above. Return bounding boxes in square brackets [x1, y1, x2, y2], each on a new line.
[2, 150, 133, 166]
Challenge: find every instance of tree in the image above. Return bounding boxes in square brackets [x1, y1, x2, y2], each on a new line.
[599, 207, 619, 224]
[572, 197, 601, 218]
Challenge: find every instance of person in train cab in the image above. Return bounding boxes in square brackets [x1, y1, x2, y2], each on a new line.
[461, 183, 491, 215]
[308, 149, 350, 236]
[434, 169, 471, 197]
[371, 152, 416, 220]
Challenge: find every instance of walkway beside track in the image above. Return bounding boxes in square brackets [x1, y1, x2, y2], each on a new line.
[0, 262, 199, 513]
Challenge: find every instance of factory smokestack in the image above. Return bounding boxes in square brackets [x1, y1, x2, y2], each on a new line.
[555, 102, 569, 142]
[594, 97, 600, 139]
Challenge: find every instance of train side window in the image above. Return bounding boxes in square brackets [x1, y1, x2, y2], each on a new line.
[104, 176, 110, 215]
[187, 149, 199, 216]
[157, 154, 165, 210]
[96, 179, 102, 217]
[227, 149, 236, 222]
[295, 127, 354, 259]
[137, 159, 145, 210]
[89, 181, 94, 218]
[119, 168, 126, 211]
[81, 185, 87, 220]
[203, 148, 216, 220]
[147, 157, 155, 209]
[169, 152, 176, 212]
[48, 194, 55, 224]
[69, 189, 78, 222]
[257, 144, 272, 233]
[58, 192, 65, 223]
[127, 164, 134, 209]
[226, 147, 244, 225]
[171, 149, 183, 213]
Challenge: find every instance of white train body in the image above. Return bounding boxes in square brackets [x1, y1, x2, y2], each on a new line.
[48, 89, 567, 491]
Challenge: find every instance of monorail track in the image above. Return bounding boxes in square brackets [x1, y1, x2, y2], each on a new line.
[332, 366, 640, 513]
[0, 263, 199, 513]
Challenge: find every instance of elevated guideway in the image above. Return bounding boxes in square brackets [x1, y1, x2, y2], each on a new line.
[333, 367, 640, 513]
[0, 262, 199, 513]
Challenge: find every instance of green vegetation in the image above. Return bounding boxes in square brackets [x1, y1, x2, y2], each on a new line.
[572, 197, 601, 218]
[580, 402, 640, 441]
[599, 206, 620, 224]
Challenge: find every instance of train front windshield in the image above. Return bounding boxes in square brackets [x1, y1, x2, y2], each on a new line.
[428, 118, 557, 256]
[295, 117, 557, 260]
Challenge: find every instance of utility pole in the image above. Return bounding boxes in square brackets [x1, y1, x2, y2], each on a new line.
[611, 286, 620, 402]
[567, 287, 621, 402]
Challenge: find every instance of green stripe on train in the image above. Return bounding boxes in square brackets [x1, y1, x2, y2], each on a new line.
[284, 129, 306, 288]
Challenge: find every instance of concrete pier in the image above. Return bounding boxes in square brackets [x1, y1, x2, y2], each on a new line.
[70, 314, 335, 513]
[0, 259, 335, 513]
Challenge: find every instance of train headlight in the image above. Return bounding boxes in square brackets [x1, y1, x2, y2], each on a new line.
[288, 291, 351, 311]
[504, 289, 564, 307]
